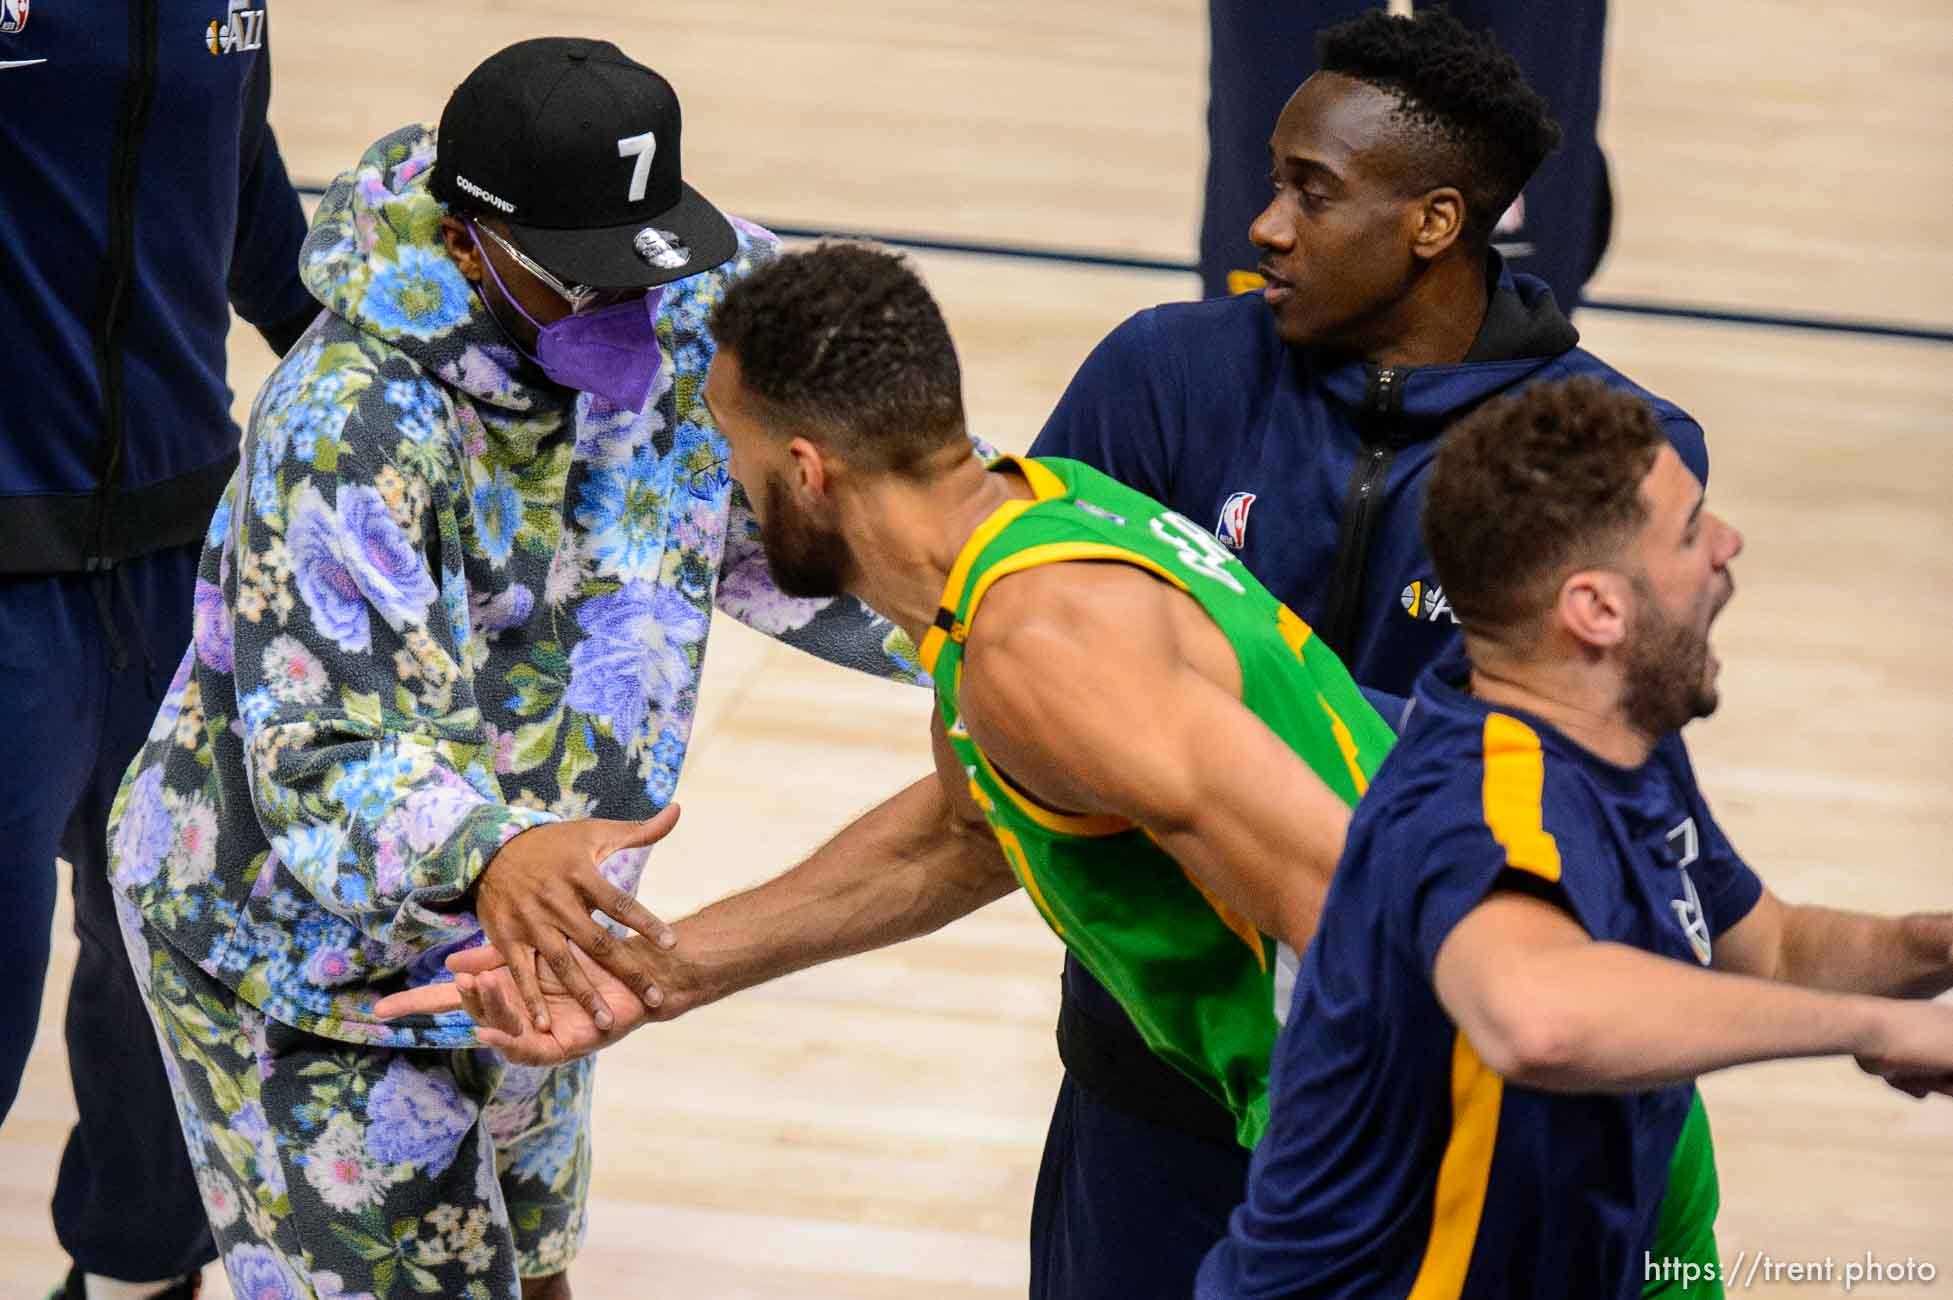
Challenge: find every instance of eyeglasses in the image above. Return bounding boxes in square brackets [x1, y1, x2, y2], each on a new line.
[471, 221, 603, 313]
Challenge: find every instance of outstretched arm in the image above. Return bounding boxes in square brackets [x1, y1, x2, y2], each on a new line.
[376, 709, 1019, 1061]
[1433, 893, 1953, 1095]
[954, 563, 1353, 952]
[657, 710, 1017, 1013]
[1712, 889, 1953, 998]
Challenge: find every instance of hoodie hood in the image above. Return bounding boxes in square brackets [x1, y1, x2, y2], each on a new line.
[299, 123, 560, 415]
[1306, 252, 1582, 441]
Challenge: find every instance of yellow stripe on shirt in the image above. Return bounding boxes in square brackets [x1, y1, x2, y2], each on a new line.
[1405, 1032, 1507, 1300]
[1479, 712, 1562, 882]
[1402, 712, 1560, 1295]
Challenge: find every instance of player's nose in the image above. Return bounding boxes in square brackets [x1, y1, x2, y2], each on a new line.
[1718, 517, 1744, 565]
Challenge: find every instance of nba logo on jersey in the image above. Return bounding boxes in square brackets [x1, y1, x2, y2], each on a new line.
[1215, 492, 1256, 550]
[1, 0, 29, 34]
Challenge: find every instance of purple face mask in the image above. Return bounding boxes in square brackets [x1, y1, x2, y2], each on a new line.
[472, 225, 665, 412]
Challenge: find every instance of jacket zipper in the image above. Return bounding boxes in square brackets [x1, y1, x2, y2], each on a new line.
[1319, 366, 1403, 660]
[86, 0, 162, 569]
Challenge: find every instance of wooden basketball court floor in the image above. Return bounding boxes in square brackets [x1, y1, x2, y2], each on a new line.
[3, 2, 1949, 1295]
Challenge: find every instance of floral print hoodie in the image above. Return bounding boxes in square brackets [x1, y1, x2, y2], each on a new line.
[109, 124, 925, 1048]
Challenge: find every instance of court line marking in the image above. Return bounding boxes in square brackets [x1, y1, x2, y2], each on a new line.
[290, 186, 1953, 347]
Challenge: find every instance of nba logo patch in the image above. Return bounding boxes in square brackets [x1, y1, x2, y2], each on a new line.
[1, 0, 29, 34]
[1215, 492, 1256, 550]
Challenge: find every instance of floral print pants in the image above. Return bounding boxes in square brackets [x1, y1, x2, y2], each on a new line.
[119, 900, 591, 1300]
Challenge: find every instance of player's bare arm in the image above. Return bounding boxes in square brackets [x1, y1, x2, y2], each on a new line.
[656, 709, 1017, 1011]
[954, 560, 1352, 952]
[1709, 888, 1953, 998]
[1432, 892, 1953, 1095]
[375, 709, 1018, 1060]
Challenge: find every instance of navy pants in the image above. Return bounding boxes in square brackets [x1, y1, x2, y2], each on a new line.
[1030, 1073, 1251, 1300]
[0, 545, 216, 1280]
[1201, 0, 1613, 311]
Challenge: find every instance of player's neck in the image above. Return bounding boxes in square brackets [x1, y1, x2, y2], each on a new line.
[845, 449, 1031, 646]
[1467, 651, 1657, 769]
[1356, 253, 1489, 370]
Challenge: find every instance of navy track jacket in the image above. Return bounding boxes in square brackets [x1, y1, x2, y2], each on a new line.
[0, 0, 315, 573]
[1030, 254, 1710, 1137]
[1032, 258, 1708, 698]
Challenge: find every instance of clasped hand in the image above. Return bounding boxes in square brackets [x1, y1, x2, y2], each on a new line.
[377, 939, 669, 1065]
[376, 804, 686, 1062]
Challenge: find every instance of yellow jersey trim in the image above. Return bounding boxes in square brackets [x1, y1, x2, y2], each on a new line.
[1405, 1032, 1506, 1299]
[1010, 454, 1068, 501]
[919, 457, 1067, 677]
[1316, 693, 1371, 799]
[1139, 826, 1269, 974]
[971, 745, 1130, 838]
[962, 541, 1189, 633]
[920, 498, 1033, 676]
[951, 540, 1189, 836]
[1480, 713, 1563, 883]
[1275, 604, 1316, 655]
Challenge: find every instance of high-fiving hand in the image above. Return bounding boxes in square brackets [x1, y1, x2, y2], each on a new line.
[1855, 998, 1953, 1102]
[376, 942, 658, 1065]
[467, 803, 681, 1035]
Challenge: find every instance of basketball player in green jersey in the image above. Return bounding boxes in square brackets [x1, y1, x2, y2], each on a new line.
[378, 241, 1394, 1147]
[381, 243, 1753, 1290]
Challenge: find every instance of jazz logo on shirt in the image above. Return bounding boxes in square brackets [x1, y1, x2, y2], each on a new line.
[1400, 580, 1459, 625]
[1666, 817, 1713, 966]
[207, 0, 265, 55]
[1215, 491, 1256, 550]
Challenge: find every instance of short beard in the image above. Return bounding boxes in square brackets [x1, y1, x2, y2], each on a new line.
[758, 473, 854, 599]
[1619, 580, 1717, 739]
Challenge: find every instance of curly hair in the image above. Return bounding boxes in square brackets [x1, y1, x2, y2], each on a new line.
[1318, 9, 1562, 246]
[1423, 378, 1665, 632]
[708, 242, 966, 474]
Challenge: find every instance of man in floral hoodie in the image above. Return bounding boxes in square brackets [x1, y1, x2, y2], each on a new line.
[106, 39, 922, 1300]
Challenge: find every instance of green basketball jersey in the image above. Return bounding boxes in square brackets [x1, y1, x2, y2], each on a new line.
[919, 455, 1394, 1147]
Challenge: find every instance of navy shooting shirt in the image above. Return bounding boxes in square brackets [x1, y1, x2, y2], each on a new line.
[1198, 654, 1763, 1300]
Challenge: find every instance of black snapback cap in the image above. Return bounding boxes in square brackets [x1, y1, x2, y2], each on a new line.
[433, 37, 738, 289]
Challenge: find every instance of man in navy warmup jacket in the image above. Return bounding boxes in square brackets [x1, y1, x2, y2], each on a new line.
[1027, 13, 1716, 1300]
[0, 3, 315, 1295]
[1200, 0, 1613, 313]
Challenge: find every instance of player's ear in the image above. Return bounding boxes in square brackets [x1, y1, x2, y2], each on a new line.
[1406, 186, 1468, 261]
[1410, 187, 1467, 263]
[1557, 569, 1629, 650]
[785, 436, 830, 502]
[442, 216, 484, 284]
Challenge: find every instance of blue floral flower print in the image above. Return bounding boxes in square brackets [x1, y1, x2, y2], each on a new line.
[575, 454, 668, 581]
[111, 767, 172, 890]
[364, 1057, 475, 1174]
[289, 482, 438, 652]
[471, 467, 523, 568]
[224, 1243, 304, 1300]
[469, 583, 534, 634]
[273, 822, 352, 897]
[238, 686, 278, 728]
[230, 1100, 289, 1198]
[339, 485, 437, 625]
[193, 578, 234, 672]
[206, 490, 235, 549]
[564, 581, 709, 742]
[329, 745, 416, 825]
[384, 377, 447, 444]
[359, 244, 472, 341]
[289, 483, 372, 653]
